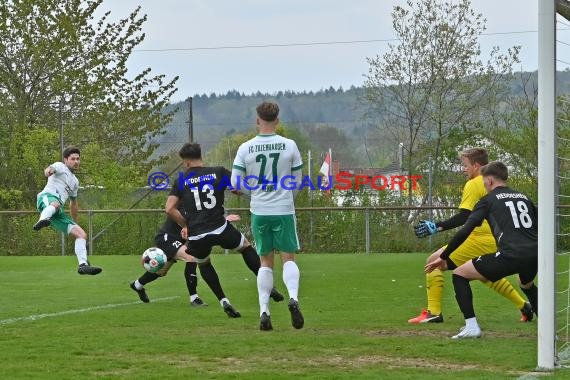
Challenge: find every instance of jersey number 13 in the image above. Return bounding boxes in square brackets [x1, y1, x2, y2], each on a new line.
[190, 185, 216, 210]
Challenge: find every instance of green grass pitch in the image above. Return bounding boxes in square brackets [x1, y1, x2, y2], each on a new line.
[0, 254, 566, 379]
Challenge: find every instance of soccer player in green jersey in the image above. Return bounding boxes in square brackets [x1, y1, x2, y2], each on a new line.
[231, 101, 304, 331]
[33, 147, 102, 275]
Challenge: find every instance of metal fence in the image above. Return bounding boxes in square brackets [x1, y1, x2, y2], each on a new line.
[0, 207, 462, 256]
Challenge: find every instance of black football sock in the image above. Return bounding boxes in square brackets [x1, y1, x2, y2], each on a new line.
[184, 262, 198, 296]
[138, 271, 159, 286]
[198, 262, 226, 301]
[452, 273, 475, 319]
[239, 246, 260, 276]
[521, 283, 538, 316]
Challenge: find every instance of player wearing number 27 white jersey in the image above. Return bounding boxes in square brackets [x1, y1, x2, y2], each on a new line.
[231, 101, 305, 332]
[232, 134, 303, 215]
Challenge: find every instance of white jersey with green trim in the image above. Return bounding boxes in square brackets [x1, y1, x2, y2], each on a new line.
[39, 162, 79, 204]
[233, 134, 303, 215]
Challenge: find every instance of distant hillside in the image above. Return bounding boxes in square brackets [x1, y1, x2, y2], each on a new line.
[154, 70, 570, 167]
[157, 86, 372, 155]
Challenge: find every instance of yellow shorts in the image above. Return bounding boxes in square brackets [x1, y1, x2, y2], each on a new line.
[445, 234, 497, 268]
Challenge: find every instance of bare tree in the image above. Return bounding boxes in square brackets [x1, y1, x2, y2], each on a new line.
[364, 0, 519, 205]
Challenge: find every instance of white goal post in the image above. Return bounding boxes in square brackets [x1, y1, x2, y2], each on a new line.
[538, 0, 556, 371]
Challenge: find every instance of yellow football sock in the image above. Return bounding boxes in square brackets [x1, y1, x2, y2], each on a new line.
[483, 278, 526, 310]
[426, 269, 444, 315]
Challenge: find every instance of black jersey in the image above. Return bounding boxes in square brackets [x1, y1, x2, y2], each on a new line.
[169, 166, 231, 237]
[441, 186, 537, 260]
[156, 205, 185, 238]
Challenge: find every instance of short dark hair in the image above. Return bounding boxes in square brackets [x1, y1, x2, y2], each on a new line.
[63, 147, 80, 159]
[460, 148, 488, 166]
[179, 143, 202, 160]
[480, 161, 508, 181]
[256, 101, 279, 122]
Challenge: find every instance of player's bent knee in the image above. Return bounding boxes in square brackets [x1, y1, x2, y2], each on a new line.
[281, 253, 295, 263]
[69, 225, 87, 239]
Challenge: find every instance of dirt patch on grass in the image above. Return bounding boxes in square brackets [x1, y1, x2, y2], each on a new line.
[367, 328, 535, 339]
[92, 350, 556, 377]
[305, 354, 481, 371]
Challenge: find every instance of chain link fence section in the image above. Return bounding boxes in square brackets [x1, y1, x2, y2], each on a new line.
[0, 207, 461, 256]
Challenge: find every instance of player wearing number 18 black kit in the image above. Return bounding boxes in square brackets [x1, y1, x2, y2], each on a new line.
[424, 161, 538, 339]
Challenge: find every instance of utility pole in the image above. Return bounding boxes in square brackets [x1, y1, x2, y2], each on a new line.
[58, 97, 65, 256]
[187, 96, 193, 142]
[398, 143, 404, 198]
[59, 98, 64, 160]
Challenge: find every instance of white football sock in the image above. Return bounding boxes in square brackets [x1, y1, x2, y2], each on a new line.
[75, 238, 88, 265]
[39, 205, 56, 220]
[283, 260, 300, 301]
[257, 267, 273, 316]
[134, 280, 144, 290]
[465, 317, 479, 329]
[220, 297, 229, 307]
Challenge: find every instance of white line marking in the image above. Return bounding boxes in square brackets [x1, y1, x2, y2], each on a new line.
[0, 296, 179, 326]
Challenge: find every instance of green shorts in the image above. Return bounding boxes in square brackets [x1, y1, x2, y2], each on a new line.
[36, 193, 76, 233]
[251, 214, 300, 255]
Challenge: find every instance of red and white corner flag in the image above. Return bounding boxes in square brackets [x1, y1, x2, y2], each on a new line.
[319, 149, 331, 190]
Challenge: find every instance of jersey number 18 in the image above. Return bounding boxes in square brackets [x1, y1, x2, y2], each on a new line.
[505, 200, 533, 229]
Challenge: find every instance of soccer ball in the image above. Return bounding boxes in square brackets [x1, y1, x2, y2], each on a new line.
[141, 247, 168, 273]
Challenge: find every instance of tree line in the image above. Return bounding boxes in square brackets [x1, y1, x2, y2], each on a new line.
[2, 0, 570, 256]
[1, 0, 568, 213]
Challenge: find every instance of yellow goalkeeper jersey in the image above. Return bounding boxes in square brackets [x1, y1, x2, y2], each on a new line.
[458, 175, 492, 237]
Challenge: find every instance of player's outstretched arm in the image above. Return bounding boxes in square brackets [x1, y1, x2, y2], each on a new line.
[164, 195, 185, 228]
[291, 168, 303, 199]
[230, 167, 250, 197]
[44, 166, 55, 177]
[225, 214, 241, 222]
[414, 220, 438, 238]
[413, 208, 472, 238]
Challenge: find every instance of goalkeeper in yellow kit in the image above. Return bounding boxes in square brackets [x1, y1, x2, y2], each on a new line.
[408, 148, 533, 324]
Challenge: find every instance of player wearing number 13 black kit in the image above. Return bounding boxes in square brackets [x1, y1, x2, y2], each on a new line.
[425, 161, 538, 339]
[169, 164, 243, 261]
[129, 204, 249, 316]
[166, 143, 284, 312]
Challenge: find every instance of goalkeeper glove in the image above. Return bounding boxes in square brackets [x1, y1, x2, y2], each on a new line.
[414, 220, 438, 238]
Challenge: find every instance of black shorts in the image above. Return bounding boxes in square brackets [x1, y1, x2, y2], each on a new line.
[472, 252, 537, 284]
[154, 232, 185, 260]
[186, 223, 244, 261]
